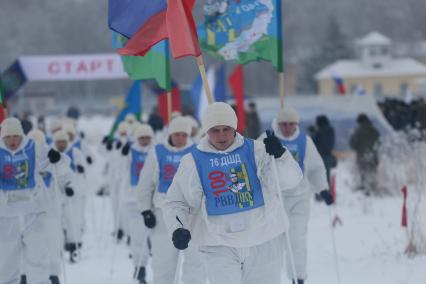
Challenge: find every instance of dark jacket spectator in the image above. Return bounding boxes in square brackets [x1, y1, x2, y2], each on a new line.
[148, 107, 164, 132]
[20, 112, 33, 134]
[313, 115, 336, 184]
[244, 102, 261, 139]
[349, 114, 380, 193]
[415, 101, 426, 131]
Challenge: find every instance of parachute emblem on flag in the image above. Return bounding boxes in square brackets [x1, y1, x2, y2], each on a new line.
[199, 0, 282, 71]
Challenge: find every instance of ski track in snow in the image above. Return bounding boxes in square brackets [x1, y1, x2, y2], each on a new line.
[62, 117, 426, 284]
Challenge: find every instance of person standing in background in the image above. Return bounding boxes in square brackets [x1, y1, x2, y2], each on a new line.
[312, 115, 336, 185]
[349, 114, 380, 195]
[245, 102, 261, 139]
[259, 108, 333, 284]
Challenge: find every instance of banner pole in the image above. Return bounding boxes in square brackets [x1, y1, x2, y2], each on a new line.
[277, 0, 285, 109]
[279, 72, 285, 108]
[196, 56, 214, 104]
[167, 91, 172, 123]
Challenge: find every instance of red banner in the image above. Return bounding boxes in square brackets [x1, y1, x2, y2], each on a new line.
[158, 86, 181, 123]
[229, 65, 246, 133]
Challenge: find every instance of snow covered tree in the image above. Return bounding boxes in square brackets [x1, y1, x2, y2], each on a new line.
[297, 16, 354, 94]
[378, 130, 426, 256]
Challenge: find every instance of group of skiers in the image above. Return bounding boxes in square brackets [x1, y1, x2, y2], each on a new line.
[0, 101, 334, 284]
[0, 115, 94, 284]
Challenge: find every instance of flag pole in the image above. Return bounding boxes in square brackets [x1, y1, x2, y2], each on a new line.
[277, 0, 285, 109]
[167, 91, 172, 123]
[140, 81, 143, 122]
[196, 56, 214, 104]
[279, 72, 285, 108]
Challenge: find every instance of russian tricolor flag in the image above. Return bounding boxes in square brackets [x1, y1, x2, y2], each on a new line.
[333, 75, 346, 95]
[191, 65, 226, 120]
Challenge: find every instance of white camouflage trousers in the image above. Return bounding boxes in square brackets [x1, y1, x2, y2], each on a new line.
[283, 193, 311, 280]
[151, 208, 206, 284]
[199, 234, 285, 284]
[0, 212, 50, 284]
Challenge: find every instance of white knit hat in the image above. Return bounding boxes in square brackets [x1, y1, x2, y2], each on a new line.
[168, 116, 191, 136]
[1, 117, 24, 138]
[49, 119, 62, 133]
[62, 117, 77, 127]
[117, 122, 128, 135]
[277, 107, 300, 123]
[185, 115, 199, 129]
[125, 113, 137, 124]
[170, 111, 182, 120]
[202, 102, 237, 132]
[62, 122, 77, 136]
[53, 130, 69, 142]
[133, 124, 154, 139]
[27, 129, 46, 145]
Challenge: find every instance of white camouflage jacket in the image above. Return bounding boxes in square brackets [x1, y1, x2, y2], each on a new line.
[162, 133, 303, 248]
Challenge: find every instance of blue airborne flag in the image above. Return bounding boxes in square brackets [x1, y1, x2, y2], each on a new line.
[109, 80, 142, 136]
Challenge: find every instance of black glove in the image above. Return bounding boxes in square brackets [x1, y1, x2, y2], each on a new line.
[122, 142, 131, 156]
[76, 165, 85, 174]
[115, 140, 122, 150]
[263, 130, 286, 158]
[102, 135, 109, 144]
[172, 228, 191, 250]
[48, 149, 61, 163]
[65, 187, 74, 197]
[80, 131, 85, 139]
[141, 210, 156, 228]
[320, 189, 334, 205]
[86, 156, 93, 165]
[106, 140, 113, 151]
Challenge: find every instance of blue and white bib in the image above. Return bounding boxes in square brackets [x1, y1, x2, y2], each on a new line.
[130, 148, 148, 186]
[192, 138, 265, 216]
[46, 136, 53, 146]
[66, 148, 76, 172]
[156, 144, 195, 193]
[73, 140, 82, 150]
[0, 140, 37, 190]
[41, 171, 53, 188]
[279, 132, 307, 173]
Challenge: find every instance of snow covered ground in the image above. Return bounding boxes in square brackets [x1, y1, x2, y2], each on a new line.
[61, 116, 426, 284]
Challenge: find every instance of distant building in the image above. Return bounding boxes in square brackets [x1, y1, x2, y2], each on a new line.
[315, 31, 426, 98]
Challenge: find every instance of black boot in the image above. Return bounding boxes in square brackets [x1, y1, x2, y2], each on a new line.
[135, 267, 147, 284]
[50, 275, 61, 284]
[65, 243, 78, 263]
[20, 275, 27, 284]
[292, 279, 304, 284]
[117, 229, 124, 241]
[64, 243, 72, 252]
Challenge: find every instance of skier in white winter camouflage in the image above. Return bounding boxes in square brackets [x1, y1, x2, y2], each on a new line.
[259, 107, 334, 284]
[163, 102, 303, 284]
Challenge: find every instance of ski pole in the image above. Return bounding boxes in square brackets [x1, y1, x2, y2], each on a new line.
[133, 227, 150, 281]
[272, 159, 299, 284]
[109, 174, 125, 278]
[52, 164, 69, 284]
[327, 206, 342, 284]
[60, 250, 68, 284]
[97, 187, 107, 249]
[266, 130, 299, 284]
[173, 250, 184, 284]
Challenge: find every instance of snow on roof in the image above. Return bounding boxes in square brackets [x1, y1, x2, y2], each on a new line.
[357, 31, 391, 46]
[315, 58, 426, 80]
